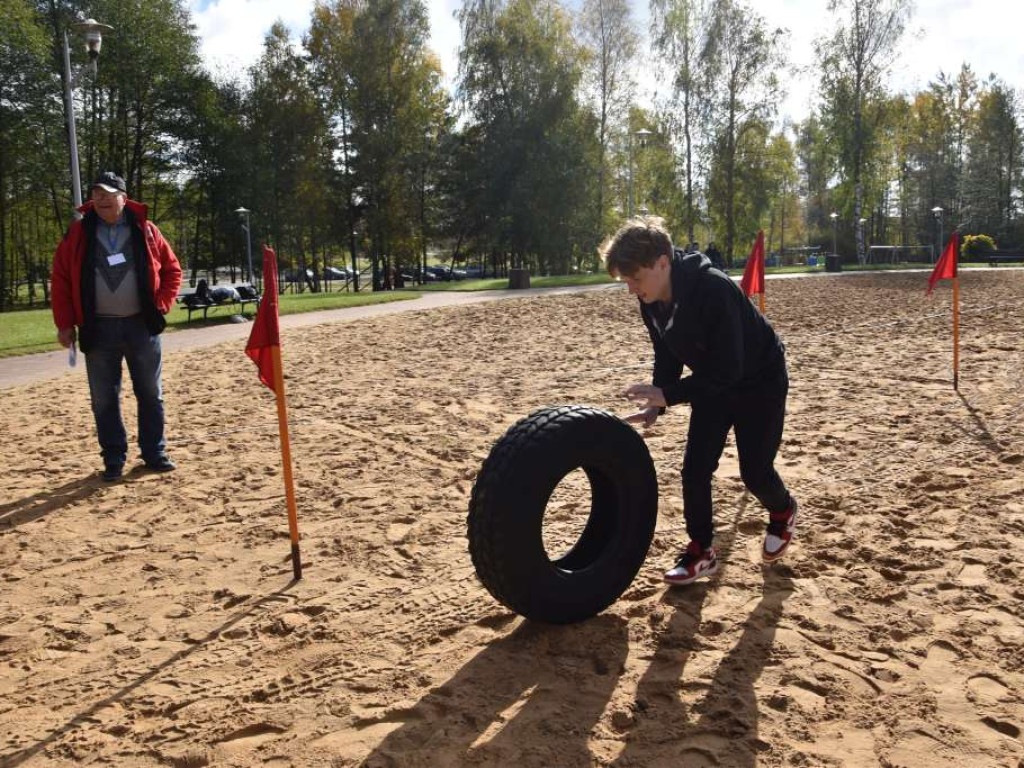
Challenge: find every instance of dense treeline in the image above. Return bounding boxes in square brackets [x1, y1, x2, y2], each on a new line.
[1, 0, 1021, 309]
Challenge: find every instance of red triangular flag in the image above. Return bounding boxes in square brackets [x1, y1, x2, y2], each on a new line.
[740, 230, 765, 297]
[246, 245, 281, 391]
[927, 232, 959, 295]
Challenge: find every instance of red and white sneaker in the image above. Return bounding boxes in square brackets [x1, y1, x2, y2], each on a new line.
[763, 498, 798, 562]
[664, 541, 719, 586]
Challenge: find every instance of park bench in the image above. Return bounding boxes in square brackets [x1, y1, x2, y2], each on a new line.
[178, 283, 261, 323]
[981, 251, 1024, 267]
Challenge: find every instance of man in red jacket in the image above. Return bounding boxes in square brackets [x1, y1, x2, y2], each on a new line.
[51, 172, 183, 481]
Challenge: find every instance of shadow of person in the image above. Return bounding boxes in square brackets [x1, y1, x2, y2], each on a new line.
[610, 580, 714, 768]
[609, 545, 726, 768]
[686, 564, 795, 767]
[359, 613, 629, 768]
[0, 474, 104, 529]
[612, 490, 795, 768]
[612, 560, 794, 768]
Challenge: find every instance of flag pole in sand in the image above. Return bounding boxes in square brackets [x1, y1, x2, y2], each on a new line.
[246, 245, 302, 580]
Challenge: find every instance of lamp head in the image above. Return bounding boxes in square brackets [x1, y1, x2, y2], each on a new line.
[73, 19, 113, 60]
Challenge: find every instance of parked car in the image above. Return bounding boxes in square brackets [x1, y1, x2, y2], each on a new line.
[282, 268, 315, 283]
[322, 266, 353, 282]
[424, 266, 452, 281]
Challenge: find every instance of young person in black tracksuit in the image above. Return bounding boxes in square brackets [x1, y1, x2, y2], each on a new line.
[601, 217, 797, 586]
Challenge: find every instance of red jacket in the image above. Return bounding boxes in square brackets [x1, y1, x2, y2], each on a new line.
[51, 199, 182, 331]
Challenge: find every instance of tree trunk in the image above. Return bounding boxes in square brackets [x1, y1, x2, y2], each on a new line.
[724, 105, 737, 266]
[0, 152, 6, 312]
[779, 179, 786, 265]
[683, 32, 695, 243]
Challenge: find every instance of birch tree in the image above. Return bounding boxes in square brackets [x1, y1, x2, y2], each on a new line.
[577, 0, 637, 234]
[816, 0, 911, 262]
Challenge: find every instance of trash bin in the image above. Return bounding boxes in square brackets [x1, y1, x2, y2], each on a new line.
[807, 255, 818, 267]
[508, 268, 531, 289]
[825, 254, 842, 272]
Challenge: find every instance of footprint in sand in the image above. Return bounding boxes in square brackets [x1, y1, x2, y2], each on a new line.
[920, 640, 959, 685]
[919, 641, 1021, 760]
[957, 562, 988, 587]
[216, 722, 288, 752]
[966, 674, 1012, 705]
[886, 728, 964, 767]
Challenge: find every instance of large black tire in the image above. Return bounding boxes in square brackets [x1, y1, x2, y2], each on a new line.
[468, 405, 658, 624]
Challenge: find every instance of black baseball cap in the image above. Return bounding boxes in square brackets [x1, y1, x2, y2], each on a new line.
[90, 171, 127, 195]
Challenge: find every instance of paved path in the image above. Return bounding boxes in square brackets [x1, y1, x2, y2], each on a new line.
[0, 284, 618, 390]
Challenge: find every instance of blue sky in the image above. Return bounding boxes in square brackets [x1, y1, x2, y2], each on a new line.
[188, 0, 1024, 124]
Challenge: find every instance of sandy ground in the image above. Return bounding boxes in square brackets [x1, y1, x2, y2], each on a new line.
[1, 271, 1022, 767]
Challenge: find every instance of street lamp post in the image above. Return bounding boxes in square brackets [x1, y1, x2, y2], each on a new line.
[235, 207, 254, 285]
[931, 206, 944, 264]
[830, 211, 838, 258]
[349, 230, 359, 292]
[62, 18, 113, 219]
[628, 128, 652, 218]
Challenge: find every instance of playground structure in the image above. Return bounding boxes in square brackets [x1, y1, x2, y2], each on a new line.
[867, 244, 935, 265]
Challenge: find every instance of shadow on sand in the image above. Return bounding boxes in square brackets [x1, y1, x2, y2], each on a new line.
[611, 499, 795, 767]
[359, 614, 629, 767]
[0, 474, 105, 529]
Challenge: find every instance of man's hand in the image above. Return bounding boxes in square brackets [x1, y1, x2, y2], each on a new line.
[622, 383, 667, 410]
[621, 384, 666, 428]
[57, 327, 76, 348]
[624, 406, 660, 428]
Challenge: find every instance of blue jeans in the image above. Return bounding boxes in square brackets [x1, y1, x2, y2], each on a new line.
[85, 315, 166, 467]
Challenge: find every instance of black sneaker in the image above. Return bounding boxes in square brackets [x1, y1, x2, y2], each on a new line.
[664, 541, 719, 586]
[144, 456, 176, 472]
[102, 464, 124, 482]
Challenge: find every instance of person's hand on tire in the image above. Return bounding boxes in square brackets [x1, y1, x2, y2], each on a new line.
[624, 405, 660, 428]
[57, 327, 76, 348]
[622, 384, 666, 409]
[622, 384, 665, 428]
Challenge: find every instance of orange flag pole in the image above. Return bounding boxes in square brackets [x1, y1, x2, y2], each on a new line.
[271, 345, 302, 580]
[246, 245, 302, 580]
[758, 293, 766, 314]
[952, 275, 960, 391]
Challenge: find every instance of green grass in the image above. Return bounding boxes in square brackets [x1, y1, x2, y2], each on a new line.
[0, 289, 418, 359]
[272, 289, 416, 314]
[0, 309, 60, 358]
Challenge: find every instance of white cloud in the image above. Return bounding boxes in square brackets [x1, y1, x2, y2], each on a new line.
[762, 0, 1024, 123]
[190, 0, 465, 84]
[189, 0, 316, 79]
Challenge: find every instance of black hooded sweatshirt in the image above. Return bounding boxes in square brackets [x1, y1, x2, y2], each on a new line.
[639, 249, 785, 408]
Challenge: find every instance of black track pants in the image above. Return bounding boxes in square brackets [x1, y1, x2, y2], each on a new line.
[680, 367, 791, 549]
